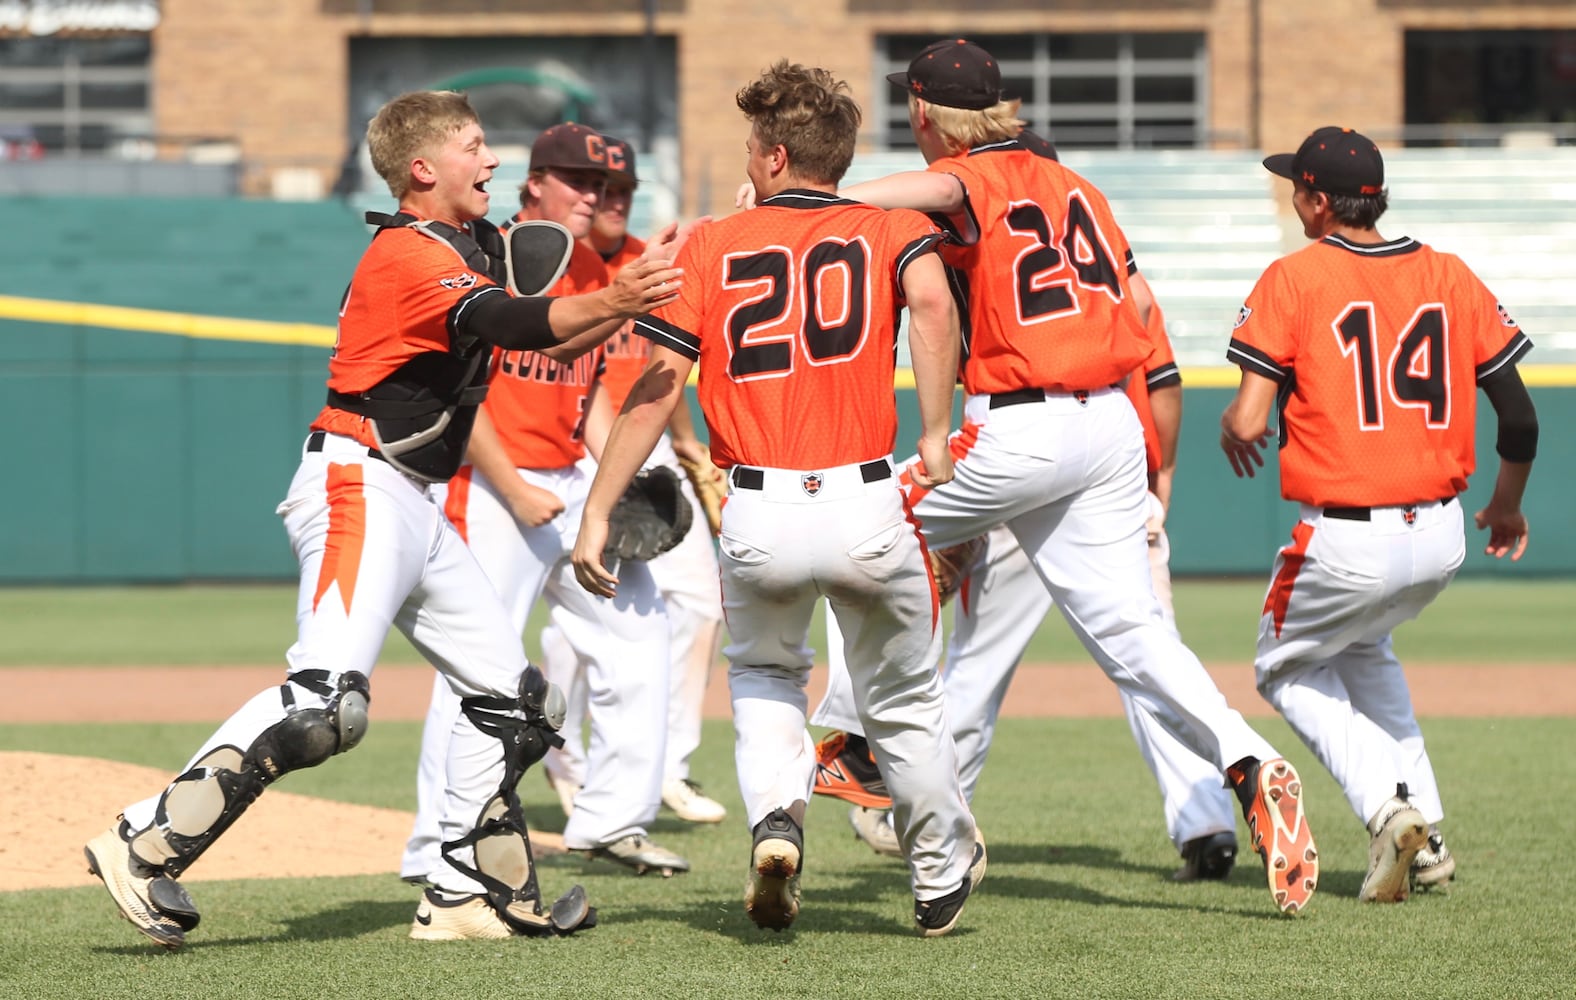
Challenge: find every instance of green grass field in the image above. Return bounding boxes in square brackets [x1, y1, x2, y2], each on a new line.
[1, 581, 1572, 997]
[0, 577, 1571, 666]
[2, 717, 1573, 998]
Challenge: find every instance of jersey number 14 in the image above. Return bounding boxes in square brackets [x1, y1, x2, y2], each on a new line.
[1335, 302, 1449, 430]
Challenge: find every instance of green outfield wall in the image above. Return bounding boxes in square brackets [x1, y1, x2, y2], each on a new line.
[2, 196, 1570, 582]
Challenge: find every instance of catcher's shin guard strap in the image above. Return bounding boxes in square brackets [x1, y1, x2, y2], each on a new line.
[129, 671, 371, 878]
[441, 674, 591, 935]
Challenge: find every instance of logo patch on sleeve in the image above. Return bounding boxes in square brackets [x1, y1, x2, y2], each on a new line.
[1496, 303, 1517, 327]
[1233, 305, 1253, 329]
[440, 273, 479, 289]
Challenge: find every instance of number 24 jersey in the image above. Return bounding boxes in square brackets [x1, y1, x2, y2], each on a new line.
[1228, 234, 1532, 508]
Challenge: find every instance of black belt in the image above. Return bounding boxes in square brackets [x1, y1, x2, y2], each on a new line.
[731, 460, 891, 491]
[1323, 496, 1454, 521]
[306, 430, 388, 464]
[989, 385, 1118, 409]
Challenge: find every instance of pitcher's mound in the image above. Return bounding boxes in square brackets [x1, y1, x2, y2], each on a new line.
[1, 751, 563, 892]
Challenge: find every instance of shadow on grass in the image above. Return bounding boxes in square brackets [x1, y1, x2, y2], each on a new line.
[89, 899, 416, 955]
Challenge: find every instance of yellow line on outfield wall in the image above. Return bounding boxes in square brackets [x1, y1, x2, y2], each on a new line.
[4, 294, 1574, 387]
[0, 295, 337, 348]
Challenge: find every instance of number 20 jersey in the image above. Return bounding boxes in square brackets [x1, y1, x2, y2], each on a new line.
[637, 190, 943, 471]
[931, 138, 1152, 395]
[1228, 234, 1532, 508]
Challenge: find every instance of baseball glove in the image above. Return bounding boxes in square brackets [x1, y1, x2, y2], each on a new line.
[929, 535, 987, 605]
[676, 450, 726, 537]
[602, 465, 694, 564]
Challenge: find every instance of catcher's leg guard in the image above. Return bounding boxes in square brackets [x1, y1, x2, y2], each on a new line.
[439, 667, 594, 936]
[127, 670, 370, 879]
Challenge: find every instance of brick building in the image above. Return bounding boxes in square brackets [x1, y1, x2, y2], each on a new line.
[5, 0, 1576, 213]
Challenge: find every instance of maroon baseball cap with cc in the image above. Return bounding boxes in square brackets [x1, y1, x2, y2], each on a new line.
[887, 38, 1004, 111]
[1263, 126, 1385, 197]
[529, 122, 609, 172]
[601, 135, 638, 188]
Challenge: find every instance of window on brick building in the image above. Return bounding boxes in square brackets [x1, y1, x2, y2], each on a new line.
[0, 35, 152, 157]
[875, 32, 1208, 151]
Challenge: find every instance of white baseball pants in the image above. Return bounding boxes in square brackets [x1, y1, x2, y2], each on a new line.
[720, 458, 976, 901]
[1256, 500, 1464, 827]
[124, 432, 533, 900]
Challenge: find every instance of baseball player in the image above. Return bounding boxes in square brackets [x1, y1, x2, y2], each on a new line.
[823, 38, 1320, 915]
[401, 123, 689, 885]
[1222, 126, 1537, 901]
[540, 136, 729, 825]
[815, 303, 1241, 882]
[572, 61, 985, 937]
[82, 90, 685, 948]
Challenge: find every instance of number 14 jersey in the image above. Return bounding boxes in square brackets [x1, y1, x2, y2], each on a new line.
[1228, 234, 1532, 508]
[638, 189, 943, 471]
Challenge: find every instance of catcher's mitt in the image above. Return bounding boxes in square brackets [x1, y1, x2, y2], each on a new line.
[602, 465, 694, 564]
[676, 451, 726, 537]
[929, 535, 987, 605]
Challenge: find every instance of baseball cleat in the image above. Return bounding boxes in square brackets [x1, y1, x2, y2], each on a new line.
[581, 834, 690, 878]
[915, 835, 987, 938]
[745, 809, 803, 932]
[662, 778, 727, 824]
[1360, 787, 1429, 903]
[1172, 831, 1239, 882]
[410, 889, 514, 941]
[848, 806, 903, 858]
[1411, 830, 1456, 891]
[1228, 757, 1318, 915]
[812, 731, 893, 809]
[84, 824, 200, 951]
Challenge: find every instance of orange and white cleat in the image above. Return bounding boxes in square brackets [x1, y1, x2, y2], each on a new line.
[1229, 757, 1319, 915]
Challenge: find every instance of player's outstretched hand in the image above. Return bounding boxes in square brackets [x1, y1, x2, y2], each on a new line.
[908, 434, 955, 489]
[605, 257, 684, 316]
[1474, 502, 1530, 561]
[572, 516, 620, 597]
[1220, 430, 1270, 479]
[735, 182, 757, 210]
[641, 216, 713, 265]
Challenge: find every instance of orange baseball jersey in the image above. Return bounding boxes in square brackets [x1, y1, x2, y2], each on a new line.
[313, 223, 508, 448]
[480, 240, 609, 469]
[1128, 303, 1181, 477]
[1228, 234, 1532, 507]
[595, 233, 651, 411]
[930, 136, 1152, 395]
[635, 190, 944, 470]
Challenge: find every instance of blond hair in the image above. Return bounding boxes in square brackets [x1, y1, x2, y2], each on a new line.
[366, 91, 479, 199]
[736, 60, 861, 185]
[912, 94, 1026, 156]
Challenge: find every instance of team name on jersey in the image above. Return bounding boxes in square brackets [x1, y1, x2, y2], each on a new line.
[603, 324, 651, 360]
[497, 349, 599, 386]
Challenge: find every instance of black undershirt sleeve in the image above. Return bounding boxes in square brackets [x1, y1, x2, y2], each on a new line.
[456, 289, 561, 352]
[1480, 365, 1538, 462]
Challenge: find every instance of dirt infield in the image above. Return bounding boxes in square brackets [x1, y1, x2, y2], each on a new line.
[7, 661, 1571, 893]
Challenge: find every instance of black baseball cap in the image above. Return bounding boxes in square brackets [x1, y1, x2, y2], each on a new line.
[887, 38, 1003, 111]
[1263, 126, 1385, 197]
[601, 135, 638, 188]
[529, 122, 609, 172]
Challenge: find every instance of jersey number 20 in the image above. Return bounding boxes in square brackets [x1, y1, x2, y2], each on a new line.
[1335, 302, 1449, 429]
[723, 240, 869, 380]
